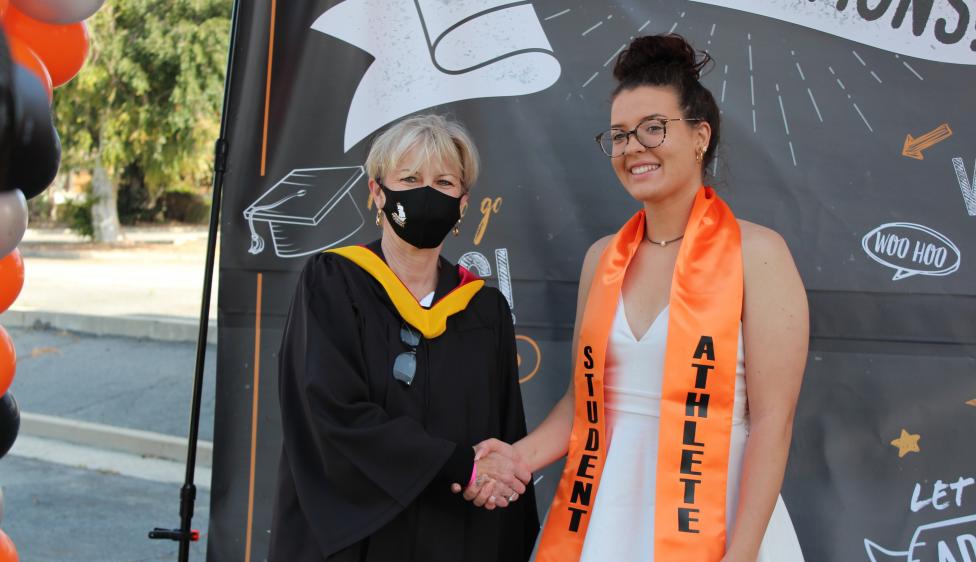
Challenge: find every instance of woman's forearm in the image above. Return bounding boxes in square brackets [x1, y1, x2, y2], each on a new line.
[723, 415, 794, 561]
[514, 391, 575, 473]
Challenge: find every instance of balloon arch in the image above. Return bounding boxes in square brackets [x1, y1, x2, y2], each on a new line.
[0, 0, 106, 558]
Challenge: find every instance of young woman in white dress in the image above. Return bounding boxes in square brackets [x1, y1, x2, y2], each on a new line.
[464, 34, 809, 561]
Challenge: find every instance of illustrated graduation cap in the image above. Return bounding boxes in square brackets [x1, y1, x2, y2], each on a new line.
[243, 166, 366, 258]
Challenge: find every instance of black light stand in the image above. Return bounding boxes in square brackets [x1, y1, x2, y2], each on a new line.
[149, 0, 242, 559]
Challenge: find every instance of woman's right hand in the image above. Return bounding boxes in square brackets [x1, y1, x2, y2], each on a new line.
[451, 439, 531, 509]
[478, 439, 531, 486]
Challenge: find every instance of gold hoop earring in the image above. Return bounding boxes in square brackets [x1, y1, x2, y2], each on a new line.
[452, 221, 461, 236]
[375, 208, 382, 227]
[696, 146, 705, 163]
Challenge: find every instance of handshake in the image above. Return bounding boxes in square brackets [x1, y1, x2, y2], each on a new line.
[450, 438, 530, 510]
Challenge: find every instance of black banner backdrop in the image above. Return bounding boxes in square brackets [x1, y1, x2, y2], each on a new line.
[208, 1, 976, 560]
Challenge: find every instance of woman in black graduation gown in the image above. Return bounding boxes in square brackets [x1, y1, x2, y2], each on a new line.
[268, 114, 539, 561]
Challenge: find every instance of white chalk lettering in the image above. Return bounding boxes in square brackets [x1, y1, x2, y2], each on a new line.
[875, 232, 910, 258]
[911, 476, 976, 513]
[958, 534, 976, 561]
[688, 0, 976, 65]
[953, 157, 976, 217]
[952, 478, 976, 506]
[862, 222, 961, 281]
[934, 480, 952, 510]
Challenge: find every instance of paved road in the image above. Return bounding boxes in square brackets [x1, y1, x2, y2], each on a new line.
[15, 251, 217, 321]
[8, 326, 216, 441]
[0, 455, 210, 562]
[0, 227, 218, 561]
[1, 327, 217, 561]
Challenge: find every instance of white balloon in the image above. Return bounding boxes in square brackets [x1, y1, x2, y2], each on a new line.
[0, 190, 28, 258]
[10, 0, 107, 25]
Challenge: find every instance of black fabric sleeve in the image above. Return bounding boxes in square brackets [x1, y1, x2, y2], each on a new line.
[437, 443, 475, 485]
[282, 254, 459, 510]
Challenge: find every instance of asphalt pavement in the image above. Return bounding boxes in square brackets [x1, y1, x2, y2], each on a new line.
[0, 455, 209, 561]
[0, 225, 216, 561]
[8, 327, 215, 441]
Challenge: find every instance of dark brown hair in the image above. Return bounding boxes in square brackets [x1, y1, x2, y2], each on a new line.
[612, 34, 720, 173]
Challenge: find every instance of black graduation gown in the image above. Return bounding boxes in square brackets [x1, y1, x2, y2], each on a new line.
[268, 243, 539, 562]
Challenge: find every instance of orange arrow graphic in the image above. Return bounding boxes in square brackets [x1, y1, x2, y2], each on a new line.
[903, 123, 953, 160]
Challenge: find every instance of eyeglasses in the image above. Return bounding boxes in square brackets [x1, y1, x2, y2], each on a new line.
[393, 324, 421, 386]
[594, 117, 703, 158]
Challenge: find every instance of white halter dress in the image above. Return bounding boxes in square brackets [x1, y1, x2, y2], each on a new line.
[576, 296, 805, 561]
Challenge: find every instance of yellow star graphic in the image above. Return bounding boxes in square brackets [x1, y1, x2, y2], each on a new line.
[890, 429, 921, 458]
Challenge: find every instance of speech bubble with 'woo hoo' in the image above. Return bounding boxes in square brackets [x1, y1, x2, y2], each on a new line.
[861, 223, 961, 281]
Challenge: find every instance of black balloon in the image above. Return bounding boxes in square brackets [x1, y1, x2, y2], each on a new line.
[0, 392, 19, 460]
[0, 33, 11, 188]
[7, 65, 60, 199]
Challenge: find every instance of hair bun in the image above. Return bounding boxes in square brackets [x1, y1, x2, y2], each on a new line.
[613, 34, 710, 82]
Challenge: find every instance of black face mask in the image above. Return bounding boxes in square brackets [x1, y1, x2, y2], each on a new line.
[379, 182, 461, 249]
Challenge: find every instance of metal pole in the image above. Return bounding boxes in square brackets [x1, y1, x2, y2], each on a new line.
[149, 0, 242, 558]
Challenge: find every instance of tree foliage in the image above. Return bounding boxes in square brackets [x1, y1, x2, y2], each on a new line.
[54, 0, 231, 197]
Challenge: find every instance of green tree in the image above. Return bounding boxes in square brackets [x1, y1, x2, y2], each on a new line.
[54, 0, 231, 241]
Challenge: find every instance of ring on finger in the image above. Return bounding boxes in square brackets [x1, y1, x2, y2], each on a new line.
[508, 492, 518, 502]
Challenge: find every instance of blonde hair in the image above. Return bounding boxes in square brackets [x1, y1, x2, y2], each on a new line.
[365, 114, 480, 193]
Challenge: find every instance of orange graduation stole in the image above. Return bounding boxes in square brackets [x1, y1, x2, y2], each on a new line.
[536, 187, 743, 562]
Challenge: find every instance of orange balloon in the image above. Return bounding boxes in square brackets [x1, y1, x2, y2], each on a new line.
[0, 249, 24, 313]
[0, 326, 14, 398]
[0, 529, 17, 562]
[6, 36, 52, 101]
[2, 6, 88, 87]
